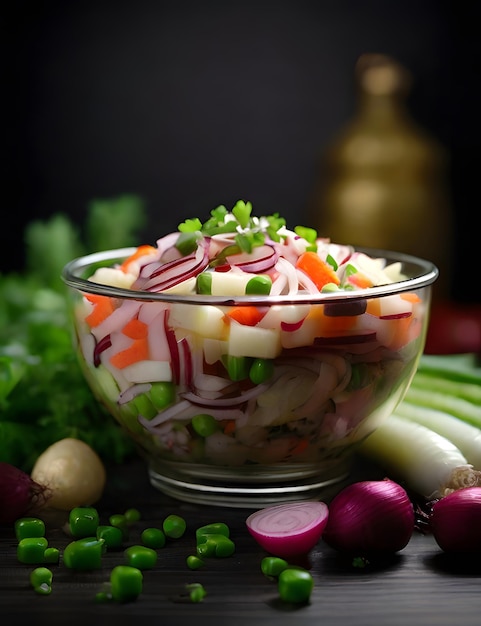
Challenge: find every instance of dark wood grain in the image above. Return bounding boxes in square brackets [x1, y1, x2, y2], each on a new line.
[1, 458, 481, 626]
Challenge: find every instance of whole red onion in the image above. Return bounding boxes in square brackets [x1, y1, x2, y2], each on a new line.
[322, 479, 415, 556]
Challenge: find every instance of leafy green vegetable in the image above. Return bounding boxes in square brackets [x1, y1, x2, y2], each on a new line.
[0, 195, 145, 471]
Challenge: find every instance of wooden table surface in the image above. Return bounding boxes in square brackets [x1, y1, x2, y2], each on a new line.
[2, 456, 481, 626]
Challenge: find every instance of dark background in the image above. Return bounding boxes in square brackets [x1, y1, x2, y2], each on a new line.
[4, 1, 480, 302]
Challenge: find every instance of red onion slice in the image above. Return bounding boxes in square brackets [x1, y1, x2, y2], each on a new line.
[226, 244, 279, 274]
[246, 501, 329, 558]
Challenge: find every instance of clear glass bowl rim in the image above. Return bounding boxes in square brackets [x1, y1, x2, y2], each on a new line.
[61, 246, 439, 306]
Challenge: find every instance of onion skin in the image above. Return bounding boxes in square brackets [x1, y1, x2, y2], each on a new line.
[430, 487, 481, 553]
[322, 479, 414, 556]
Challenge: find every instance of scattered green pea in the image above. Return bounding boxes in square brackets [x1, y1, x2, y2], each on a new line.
[261, 556, 289, 578]
[124, 508, 141, 524]
[191, 414, 220, 437]
[63, 537, 105, 570]
[17, 537, 49, 564]
[69, 507, 99, 538]
[187, 582, 207, 603]
[109, 514, 129, 540]
[163, 514, 186, 539]
[110, 565, 143, 603]
[186, 555, 205, 570]
[96, 525, 124, 549]
[43, 547, 60, 564]
[141, 527, 166, 549]
[278, 568, 314, 604]
[124, 545, 157, 570]
[196, 522, 230, 544]
[201, 535, 235, 558]
[249, 358, 274, 384]
[15, 517, 45, 541]
[30, 567, 53, 595]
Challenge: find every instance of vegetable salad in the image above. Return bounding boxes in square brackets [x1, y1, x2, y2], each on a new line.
[68, 201, 430, 471]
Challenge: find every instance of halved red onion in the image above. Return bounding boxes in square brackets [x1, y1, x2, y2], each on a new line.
[246, 501, 329, 558]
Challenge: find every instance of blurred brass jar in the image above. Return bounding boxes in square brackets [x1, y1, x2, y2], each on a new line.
[309, 54, 452, 301]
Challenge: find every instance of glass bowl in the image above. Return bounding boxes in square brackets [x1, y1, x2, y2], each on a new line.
[62, 246, 437, 507]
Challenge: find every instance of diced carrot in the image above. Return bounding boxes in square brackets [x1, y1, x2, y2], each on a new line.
[121, 318, 148, 340]
[223, 419, 236, 435]
[365, 298, 381, 317]
[84, 294, 115, 327]
[225, 306, 265, 326]
[296, 251, 340, 290]
[347, 271, 373, 289]
[289, 438, 309, 456]
[119, 245, 157, 273]
[109, 337, 149, 369]
[400, 292, 422, 303]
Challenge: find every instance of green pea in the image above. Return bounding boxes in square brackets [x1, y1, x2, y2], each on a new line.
[63, 537, 105, 570]
[15, 517, 45, 541]
[196, 540, 216, 558]
[163, 514, 186, 539]
[17, 537, 49, 564]
[191, 414, 220, 437]
[196, 522, 230, 544]
[212, 536, 235, 558]
[223, 354, 252, 381]
[109, 514, 129, 540]
[141, 528, 166, 549]
[186, 555, 205, 570]
[124, 508, 141, 524]
[96, 525, 124, 549]
[196, 272, 212, 294]
[196, 535, 235, 558]
[43, 547, 60, 564]
[150, 382, 176, 410]
[245, 275, 272, 295]
[249, 358, 274, 384]
[69, 506, 99, 538]
[186, 582, 207, 603]
[278, 568, 313, 604]
[110, 565, 143, 603]
[132, 393, 157, 420]
[30, 567, 53, 595]
[124, 545, 157, 570]
[261, 556, 289, 577]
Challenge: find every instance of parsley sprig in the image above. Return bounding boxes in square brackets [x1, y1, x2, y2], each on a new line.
[176, 200, 290, 258]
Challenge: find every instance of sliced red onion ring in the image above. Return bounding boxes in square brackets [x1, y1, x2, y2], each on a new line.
[181, 383, 269, 407]
[93, 334, 112, 367]
[135, 239, 210, 292]
[118, 383, 152, 405]
[226, 244, 279, 273]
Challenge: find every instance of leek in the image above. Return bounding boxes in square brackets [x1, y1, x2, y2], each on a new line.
[402, 386, 481, 428]
[358, 414, 481, 500]
[394, 402, 481, 469]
